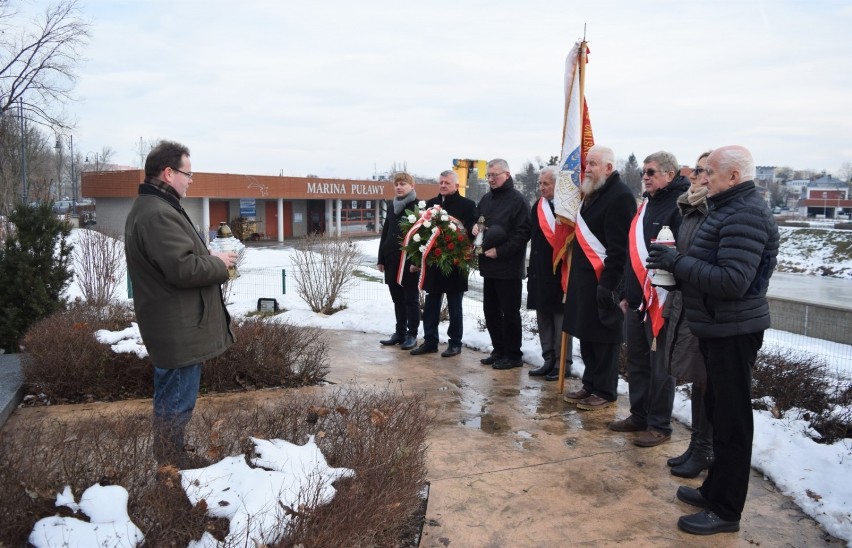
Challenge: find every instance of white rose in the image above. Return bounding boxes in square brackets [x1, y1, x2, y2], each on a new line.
[413, 234, 421, 242]
[419, 245, 427, 253]
[449, 223, 457, 231]
[418, 200, 427, 209]
[432, 227, 438, 233]
[408, 214, 416, 223]
[441, 214, 449, 222]
[423, 221, 431, 228]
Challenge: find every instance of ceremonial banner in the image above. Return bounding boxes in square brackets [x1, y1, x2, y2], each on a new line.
[552, 40, 594, 291]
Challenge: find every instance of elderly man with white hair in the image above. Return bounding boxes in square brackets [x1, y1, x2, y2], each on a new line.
[647, 145, 779, 536]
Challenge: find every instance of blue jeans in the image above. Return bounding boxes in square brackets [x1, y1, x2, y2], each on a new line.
[423, 291, 464, 345]
[152, 364, 202, 461]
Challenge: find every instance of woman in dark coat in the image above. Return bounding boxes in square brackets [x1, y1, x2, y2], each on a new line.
[377, 172, 420, 350]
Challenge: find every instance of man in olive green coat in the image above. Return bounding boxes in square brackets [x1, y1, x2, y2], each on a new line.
[125, 140, 236, 466]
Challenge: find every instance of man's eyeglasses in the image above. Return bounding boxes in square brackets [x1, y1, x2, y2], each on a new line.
[692, 167, 706, 175]
[641, 168, 664, 177]
[486, 171, 507, 179]
[172, 167, 193, 179]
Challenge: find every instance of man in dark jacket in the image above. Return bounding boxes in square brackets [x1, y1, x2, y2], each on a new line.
[647, 145, 779, 536]
[610, 151, 689, 448]
[471, 159, 531, 370]
[410, 170, 476, 357]
[125, 140, 236, 466]
[527, 166, 572, 380]
[562, 145, 636, 410]
[377, 172, 421, 350]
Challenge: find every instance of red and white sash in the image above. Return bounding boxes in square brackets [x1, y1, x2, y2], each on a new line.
[537, 199, 570, 291]
[628, 199, 668, 341]
[575, 208, 606, 281]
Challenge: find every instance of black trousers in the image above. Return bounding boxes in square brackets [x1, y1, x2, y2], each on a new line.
[698, 331, 764, 522]
[483, 278, 523, 360]
[579, 339, 620, 402]
[387, 281, 420, 337]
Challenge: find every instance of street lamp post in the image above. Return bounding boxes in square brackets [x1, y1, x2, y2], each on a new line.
[85, 151, 100, 172]
[55, 134, 77, 214]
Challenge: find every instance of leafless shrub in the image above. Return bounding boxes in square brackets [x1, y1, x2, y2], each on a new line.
[0, 389, 430, 546]
[753, 347, 851, 443]
[291, 234, 359, 314]
[73, 228, 125, 308]
[21, 304, 328, 404]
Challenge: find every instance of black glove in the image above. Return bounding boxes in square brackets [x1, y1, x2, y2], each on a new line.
[646, 243, 680, 271]
[596, 285, 617, 310]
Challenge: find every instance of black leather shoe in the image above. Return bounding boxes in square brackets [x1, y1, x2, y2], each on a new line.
[529, 361, 554, 377]
[410, 343, 438, 355]
[492, 358, 523, 370]
[667, 445, 693, 467]
[441, 344, 462, 357]
[380, 333, 404, 346]
[677, 509, 740, 535]
[400, 335, 417, 350]
[672, 454, 714, 478]
[480, 355, 501, 365]
[544, 366, 562, 381]
[676, 486, 709, 509]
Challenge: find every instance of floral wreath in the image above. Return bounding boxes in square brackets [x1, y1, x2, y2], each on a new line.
[398, 200, 474, 288]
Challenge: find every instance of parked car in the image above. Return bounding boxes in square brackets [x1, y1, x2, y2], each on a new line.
[53, 200, 73, 214]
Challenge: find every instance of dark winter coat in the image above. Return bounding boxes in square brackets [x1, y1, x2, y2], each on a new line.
[672, 181, 779, 338]
[475, 177, 531, 279]
[124, 180, 234, 369]
[422, 191, 477, 294]
[378, 196, 419, 287]
[664, 191, 709, 383]
[563, 172, 637, 343]
[624, 175, 690, 309]
[526, 198, 564, 313]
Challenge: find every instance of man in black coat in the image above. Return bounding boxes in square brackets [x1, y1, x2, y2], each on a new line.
[410, 170, 476, 357]
[527, 166, 572, 380]
[610, 151, 690, 448]
[647, 145, 779, 536]
[562, 145, 637, 410]
[471, 159, 531, 370]
[377, 172, 421, 350]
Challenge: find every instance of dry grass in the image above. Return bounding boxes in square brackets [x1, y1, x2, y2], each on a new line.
[0, 389, 430, 546]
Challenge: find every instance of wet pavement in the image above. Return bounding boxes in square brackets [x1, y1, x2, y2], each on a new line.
[325, 330, 843, 547]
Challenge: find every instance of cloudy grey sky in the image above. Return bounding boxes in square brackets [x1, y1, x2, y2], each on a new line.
[62, 0, 852, 179]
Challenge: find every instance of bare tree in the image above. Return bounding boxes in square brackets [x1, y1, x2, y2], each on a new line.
[0, 0, 90, 127]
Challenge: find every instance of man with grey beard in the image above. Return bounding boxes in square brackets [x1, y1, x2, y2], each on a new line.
[562, 145, 636, 410]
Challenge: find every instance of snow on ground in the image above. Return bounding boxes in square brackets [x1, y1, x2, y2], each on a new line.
[46, 231, 852, 546]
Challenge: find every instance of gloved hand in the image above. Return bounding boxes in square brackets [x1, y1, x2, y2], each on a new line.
[596, 285, 617, 310]
[646, 243, 680, 271]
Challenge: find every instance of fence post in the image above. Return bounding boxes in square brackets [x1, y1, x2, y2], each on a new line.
[282, 269, 286, 294]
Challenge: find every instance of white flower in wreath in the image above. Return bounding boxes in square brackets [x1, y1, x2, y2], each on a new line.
[413, 233, 421, 242]
[432, 226, 438, 234]
[448, 222, 457, 231]
[418, 200, 427, 209]
[419, 245, 427, 253]
[440, 214, 449, 222]
[407, 214, 416, 223]
[423, 220, 431, 228]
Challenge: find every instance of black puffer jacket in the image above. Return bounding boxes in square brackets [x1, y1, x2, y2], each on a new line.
[475, 177, 531, 279]
[422, 191, 477, 294]
[672, 181, 779, 338]
[624, 175, 689, 309]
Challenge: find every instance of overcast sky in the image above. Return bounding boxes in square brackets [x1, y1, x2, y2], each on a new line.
[57, 0, 852, 179]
